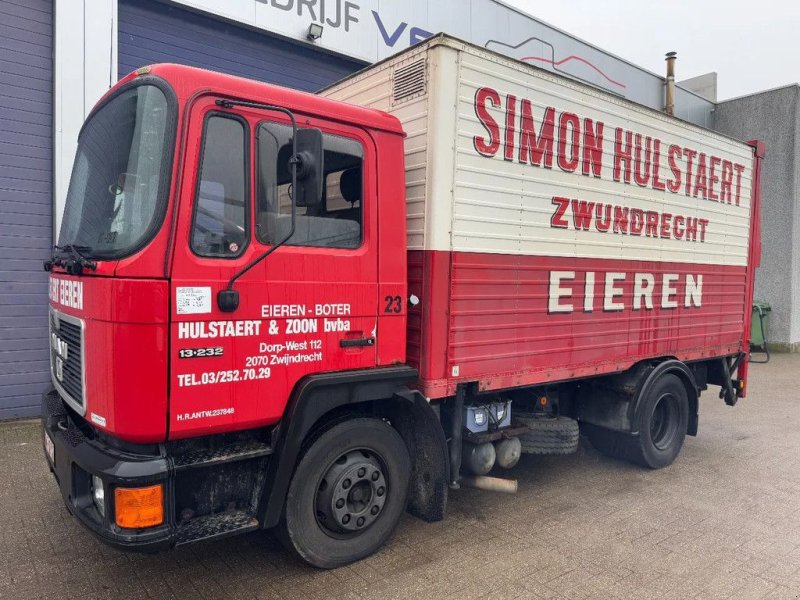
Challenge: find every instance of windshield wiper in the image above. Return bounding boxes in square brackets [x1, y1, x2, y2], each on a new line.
[44, 244, 97, 275]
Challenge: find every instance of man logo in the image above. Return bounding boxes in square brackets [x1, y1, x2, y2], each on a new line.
[51, 332, 69, 382]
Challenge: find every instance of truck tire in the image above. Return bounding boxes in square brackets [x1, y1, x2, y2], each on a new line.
[279, 417, 411, 569]
[586, 373, 689, 469]
[514, 414, 580, 455]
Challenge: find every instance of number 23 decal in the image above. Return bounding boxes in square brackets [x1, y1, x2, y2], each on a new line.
[383, 295, 402, 313]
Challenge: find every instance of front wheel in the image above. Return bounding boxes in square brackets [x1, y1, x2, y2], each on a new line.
[279, 417, 411, 569]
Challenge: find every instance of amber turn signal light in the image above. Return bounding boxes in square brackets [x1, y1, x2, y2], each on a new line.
[114, 484, 164, 528]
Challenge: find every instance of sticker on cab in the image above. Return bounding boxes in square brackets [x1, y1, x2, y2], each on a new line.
[176, 287, 212, 315]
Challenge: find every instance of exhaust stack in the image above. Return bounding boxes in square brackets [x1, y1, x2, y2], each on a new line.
[665, 51, 677, 116]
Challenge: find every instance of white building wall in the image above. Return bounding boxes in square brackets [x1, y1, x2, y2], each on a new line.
[53, 0, 117, 238]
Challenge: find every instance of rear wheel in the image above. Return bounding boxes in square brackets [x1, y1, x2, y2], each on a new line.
[634, 374, 689, 468]
[586, 373, 689, 469]
[279, 417, 411, 569]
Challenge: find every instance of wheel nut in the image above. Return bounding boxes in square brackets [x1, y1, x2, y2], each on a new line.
[357, 517, 365, 527]
[371, 471, 380, 481]
[342, 514, 351, 524]
[358, 467, 366, 477]
[343, 479, 351, 489]
[336, 498, 345, 509]
[371, 505, 379, 515]
[377, 486, 385, 497]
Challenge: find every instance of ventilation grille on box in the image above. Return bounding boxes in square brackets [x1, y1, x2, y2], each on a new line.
[392, 59, 426, 104]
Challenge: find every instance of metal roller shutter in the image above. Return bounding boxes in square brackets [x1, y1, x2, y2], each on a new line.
[0, 0, 53, 419]
[118, 0, 364, 91]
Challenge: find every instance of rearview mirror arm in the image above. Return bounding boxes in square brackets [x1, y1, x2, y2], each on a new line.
[214, 98, 299, 312]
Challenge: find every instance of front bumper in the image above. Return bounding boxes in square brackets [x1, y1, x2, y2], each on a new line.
[41, 388, 172, 551]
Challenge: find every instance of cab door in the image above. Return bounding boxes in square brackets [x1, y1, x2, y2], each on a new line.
[169, 97, 378, 438]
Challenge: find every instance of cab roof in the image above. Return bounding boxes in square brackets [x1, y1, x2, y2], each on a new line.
[112, 63, 405, 137]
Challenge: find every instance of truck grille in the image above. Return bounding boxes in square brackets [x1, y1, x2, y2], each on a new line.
[49, 308, 85, 411]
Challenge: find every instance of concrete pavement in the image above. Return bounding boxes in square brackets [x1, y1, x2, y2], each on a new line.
[1, 354, 799, 599]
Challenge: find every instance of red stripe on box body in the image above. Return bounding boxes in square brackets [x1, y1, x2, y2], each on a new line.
[407, 250, 748, 399]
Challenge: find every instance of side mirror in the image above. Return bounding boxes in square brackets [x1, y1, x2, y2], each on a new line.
[293, 128, 324, 208]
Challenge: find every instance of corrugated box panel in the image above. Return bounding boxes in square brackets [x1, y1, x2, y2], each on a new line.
[324, 45, 431, 251]
[324, 37, 758, 397]
[450, 44, 752, 266]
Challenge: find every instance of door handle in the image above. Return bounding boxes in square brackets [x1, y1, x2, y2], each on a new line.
[340, 337, 375, 348]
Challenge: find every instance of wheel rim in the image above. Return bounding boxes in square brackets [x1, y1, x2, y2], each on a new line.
[315, 449, 388, 534]
[650, 392, 680, 451]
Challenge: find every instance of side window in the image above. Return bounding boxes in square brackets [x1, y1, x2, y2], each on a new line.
[191, 115, 248, 257]
[256, 122, 363, 249]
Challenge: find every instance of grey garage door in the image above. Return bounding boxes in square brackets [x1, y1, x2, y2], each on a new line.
[119, 0, 365, 92]
[0, 0, 53, 419]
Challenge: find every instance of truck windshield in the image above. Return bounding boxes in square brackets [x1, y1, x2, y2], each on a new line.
[58, 83, 173, 259]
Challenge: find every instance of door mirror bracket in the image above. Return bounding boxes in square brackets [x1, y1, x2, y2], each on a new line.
[213, 99, 324, 312]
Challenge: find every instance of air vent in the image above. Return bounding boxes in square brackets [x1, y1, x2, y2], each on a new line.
[392, 59, 426, 104]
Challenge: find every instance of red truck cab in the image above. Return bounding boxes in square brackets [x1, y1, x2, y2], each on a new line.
[48, 64, 409, 442]
[43, 65, 430, 564]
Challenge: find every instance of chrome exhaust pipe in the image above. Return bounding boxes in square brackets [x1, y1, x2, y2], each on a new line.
[460, 475, 518, 494]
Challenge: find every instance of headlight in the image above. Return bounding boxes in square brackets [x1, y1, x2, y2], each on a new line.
[91, 475, 105, 517]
